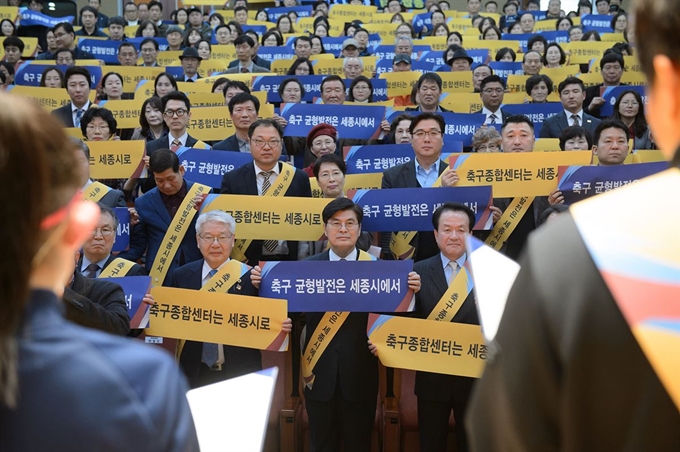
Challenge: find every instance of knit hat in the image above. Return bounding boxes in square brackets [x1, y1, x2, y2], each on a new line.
[306, 123, 338, 149]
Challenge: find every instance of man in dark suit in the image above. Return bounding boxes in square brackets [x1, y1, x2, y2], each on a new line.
[64, 254, 130, 336]
[167, 210, 260, 388]
[176, 47, 202, 82]
[213, 92, 260, 152]
[36, 22, 96, 61]
[224, 35, 270, 74]
[51, 66, 93, 128]
[119, 150, 205, 284]
[412, 203, 479, 452]
[584, 50, 626, 119]
[405, 72, 451, 113]
[219, 118, 312, 265]
[473, 75, 510, 125]
[539, 77, 601, 139]
[381, 113, 461, 261]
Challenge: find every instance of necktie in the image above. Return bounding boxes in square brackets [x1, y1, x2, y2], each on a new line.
[260, 171, 279, 253]
[446, 261, 459, 285]
[202, 269, 220, 367]
[571, 114, 580, 127]
[489, 114, 497, 125]
[240, 67, 249, 73]
[84, 263, 99, 279]
[171, 139, 181, 152]
[74, 109, 84, 127]
[185, 78, 194, 83]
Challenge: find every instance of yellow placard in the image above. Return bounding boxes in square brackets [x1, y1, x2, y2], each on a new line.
[124, 26, 137, 39]
[447, 18, 474, 32]
[380, 71, 423, 97]
[448, 151, 593, 198]
[0, 6, 18, 21]
[198, 59, 228, 77]
[372, 12, 414, 24]
[310, 172, 383, 198]
[415, 36, 448, 51]
[133, 79, 155, 100]
[632, 150, 665, 163]
[368, 314, 486, 378]
[439, 92, 525, 112]
[147, 286, 288, 351]
[0, 36, 38, 57]
[590, 55, 641, 73]
[438, 71, 474, 93]
[467, 40, 522, 55]
[9, 85, 96, 111]
[533, 19, 558, 32]
[621, 71, 647, 86]
[312, 57, 376, 78]
[310, 53, 336, 61]
[534, 138, 561, 152]
[345, 99, 395, 107]
[210, 44, 237, 62]
[199, 195, 331, 241]
[297, 18, 345, 36]
[577, 72, 606, 88]
[88, 140, 146, 179]
[188, 92, 228, 108]
[271, 58, 295, 76]
[156, 51, 183, 67]
[100, 98, 145, 129]
[177, 80, 213, 94]
[600, 32, 625, 42]
[541, 65, 581, 81]
[111, 65, 163, 93]
[200, 72, 255, 89]
[186, 103, 274, 141]
[566, 41, 614, 65]
[64, 128, 84, 139]
[329, 4, 377, 21]
[506, 74, 531, 93]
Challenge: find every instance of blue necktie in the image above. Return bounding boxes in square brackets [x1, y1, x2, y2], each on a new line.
[74, 109, 84, 127]
[202, 269, 220, 367]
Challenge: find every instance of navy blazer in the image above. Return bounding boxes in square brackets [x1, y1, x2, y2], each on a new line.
[167, 259, 262, 387]
[381, 159, 448, 261]
[77, 253, 148, 278]
[303, 249, 379, 403]
[412, 254, 479, 401]
[539, 111, 601, 139]
[51, 103, 76, 127]
[220, 162, 312, 264]
[212, 134, 240, 152]
[141, 134, 202, 193]
[118, 180, 205, 284]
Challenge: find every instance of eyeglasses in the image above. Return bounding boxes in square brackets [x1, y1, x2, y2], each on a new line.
[198, 234, 233, 244]
[318, 170, 343, 180]
[92, 227, 114, 237]
[412, 130, 442, 139]
[482, 88, 504, 94]
[620, 100, 639, 106]
[163, 109, 188, 118]
[476, 143, 500, 152]
[326, 220, 359, 230]
[252, 139, 281, 148]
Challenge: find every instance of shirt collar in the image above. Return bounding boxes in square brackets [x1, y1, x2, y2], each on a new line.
[81, 254, 110, 273]
[329, 248, 358, 261]
[564, 109, 583, 119]
[415, 157, 440, 174]
[239, 61, 254, 72]
[202, 258, 229, 281]
[72, 101, 90, 113]
[254, 161, 280, 177]
[169, 131, 189, 147]
[482, 106, 501, 115]
[440, 252, 467, 271]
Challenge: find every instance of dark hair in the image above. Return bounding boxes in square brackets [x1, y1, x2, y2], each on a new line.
[2, 36, 24, 53]
[313, 153, 346, 178]
[593, 119, 630, 145]
[183, 29, 202, 48]
[478, 16, 497, 33]
[525, 74, 553, 95]
[64, 66, 91, 86]
[480, 74, 505, 91]
[228, 92, 260, 114]
[211, 77, 229, 93]
[387, 113, 413, 144]
[223, 80, 250, 99]
[474, 64, 493, 75]
[559, 126, 593, 150]
[416, 72, 443, 91]
[0, 19, 16, 37]
[322, 197, 363, 224]
[348, 76, 373, 102]
[109, 16, 126, 28]
[227, 20, 244, 37]
[610, 11, 627, 30]
[80, 5, 99, 19]
[278, 77, 305, 99]
[295, 36, 312, 49]
[556, 16, 573, 30]
[80, 107, 117, 138]
[612, 90, 648, 138]
[431, 23, 450, 37]
[482, 25, 502, 39]
[495, 47, 516, 61]
[54, 48, 75, 63]
[507, 21, 522, 33]
[194, 39, 211, 54]
[136, 20, 159, 37]
[410, 112, 445, 134]
[101, 72, 124, 93]
[634, 0, 680, 82]
[321, 74, 345, 92]
[255, 9, 268, 21]
[611, 42, 632, 56]
[234, 5, 248, 15]
[161, 90, 191, 112]
[501, 114, 535, 133]
[432, 202, 475, 231]
[528, 35, 547, 52]
[139, 96, 166, 137]
[538, 204, 568, 226]
[276, 14, 294, 33]
[39, 66, 63, 88]
[447, 31, 463, 44]
[140, 37, 159, 50]
[557, 76, 585, 94]
[247, 118, 283, 139]
[542, 42, 567, 66]
[53, 22, 74, 36]
[233, 34, 255, 48]
[581, 30, 601, 41]
[117, 42, 136, 55]
[154, 72, 178, 96]
[261, 30, 283, 46]
[396, 22, 416, 38]
[287, 57, 314, 76]
[600, 49, 625, 70]
[148, 1, 163, 11]
[149, 149, 180, 174]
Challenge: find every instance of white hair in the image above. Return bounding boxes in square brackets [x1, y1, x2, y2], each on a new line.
[394, 36, 413, 47]
[343, 57, 363, 70]
[196, 210, 236, 235]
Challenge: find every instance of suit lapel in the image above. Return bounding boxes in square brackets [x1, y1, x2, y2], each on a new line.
[191, 260, 204, 289]
[243, 162, 259, 195]
[151, 189, 173, 225]
[403, 160, 419, 188]
[186, 135, 198, 148]
[429, 256, 448, 298]
[558, 112, 569, 132]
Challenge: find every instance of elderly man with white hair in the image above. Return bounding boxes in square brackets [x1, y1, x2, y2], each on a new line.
[342, 57, 364, 80]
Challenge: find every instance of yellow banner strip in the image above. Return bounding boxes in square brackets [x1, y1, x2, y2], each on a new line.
[426, 265, 474, 322]
[302, 249, 373, 389]
[149, 182, 210, 286]
[98, 258, 136, 278]
[484, 196, 536, 251]
[83, 181, 110, 203]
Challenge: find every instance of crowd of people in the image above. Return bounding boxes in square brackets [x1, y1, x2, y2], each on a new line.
[0, 0, 678, 451]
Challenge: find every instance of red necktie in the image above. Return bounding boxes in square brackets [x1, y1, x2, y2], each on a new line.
[171, 139, 181, 152]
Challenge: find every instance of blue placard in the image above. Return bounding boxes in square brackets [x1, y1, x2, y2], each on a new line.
[99, 276, 152, 329]
[163, 66, 184, 80]
[265, 5, 313, 21]
[127, 37, 169, 51]
[503, 102, 563, 137]
[558, 162, 668, 205]
[256, 45, 296, 63]
[488, 62, 525, 80]
[78, 39, 124, 64]
[259, 260, 415, 312]
[14, 63, 102, 87]
[242, 25, 267, 36]
[281, 103, 385, 139]
[317, 36, 350, 57]
[537, 30, 570, 46]
[352, 186, 494, 232]
[501, 32, 532, 52]
[253, 74, 325, 103]
[372, 45, 433, 63]
[422, 49, 489, 67]
[113, 207, 131, 252]
[580, 14, 614, 33]
[411, 12, 432, 34]
[176, 148, 254, 188]
[599, 86, 647, 118]
[385, 110, 487, 147]
[344, 144, 415, 174]
[19, 8, 74, 28]
[517, 10, 547, 21]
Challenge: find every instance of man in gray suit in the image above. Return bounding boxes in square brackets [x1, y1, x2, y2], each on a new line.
[539, 77, 601, 139]
[224, 35, 270, 74]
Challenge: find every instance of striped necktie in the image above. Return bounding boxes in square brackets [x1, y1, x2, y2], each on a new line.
[202, 269, 220, 367]
[261, 171, 278, 253]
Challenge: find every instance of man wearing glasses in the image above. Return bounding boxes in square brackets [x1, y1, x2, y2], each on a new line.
[473, 75, 510, 125]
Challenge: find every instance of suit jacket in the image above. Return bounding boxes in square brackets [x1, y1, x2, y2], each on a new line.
[220, 162, 312, 264]
[228, 55, 271, 70]
[223, 64, 271, 74]
[472, 107, 510, 124]
[405, 105, 452, 113]
[0, 290, 199, 452]
[168, 259, 262, 387]
[584, 83, 628, 119]
[413, 255, 479, 401]
[63, 271, 130, 336]
[142, 134, 202, 193]
[118, 180, 205, 284]
[539, 111, 601, 139]
[211, 134, 240, 152]
[77, 254, 148, 278]
[303, 249, 379, 402]
[467, 213, 680, 451]
[493, 196, 547, 261]
[51, 103, 76, 127]
[175, 74, 203, 82]
[381, 159, 448, 261]
[100, 188, 127, 208]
